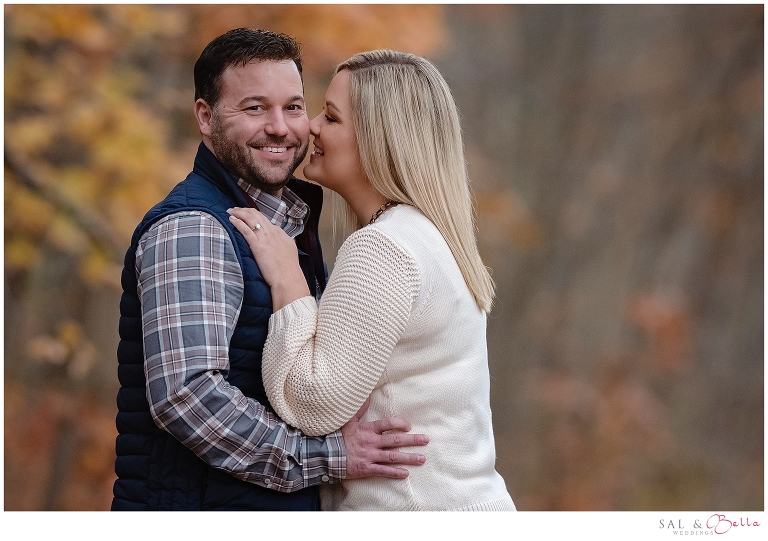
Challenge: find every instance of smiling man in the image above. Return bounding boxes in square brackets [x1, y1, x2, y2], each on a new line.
[111, 28, 428, 511]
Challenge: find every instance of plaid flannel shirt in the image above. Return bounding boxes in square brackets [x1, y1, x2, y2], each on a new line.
[136, 182, 345, 492]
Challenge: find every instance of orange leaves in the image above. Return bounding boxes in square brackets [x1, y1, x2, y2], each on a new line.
[627, 293, 692, 374]
[475, 189, 545, 251]
[185, 4, 447, 72]
[4, 383, 118, 510]
[279, 4, 447, 70]
[523, 367, 673, 509]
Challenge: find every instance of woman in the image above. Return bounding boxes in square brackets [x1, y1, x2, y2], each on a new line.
[228, 50, 515, 511]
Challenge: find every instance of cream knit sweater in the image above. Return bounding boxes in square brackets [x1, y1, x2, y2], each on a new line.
[262, 205, 515, 511]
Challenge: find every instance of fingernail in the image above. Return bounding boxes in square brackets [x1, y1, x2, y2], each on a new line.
[226, 208, 233, 213]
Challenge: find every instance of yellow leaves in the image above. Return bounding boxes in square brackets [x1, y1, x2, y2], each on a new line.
[5, 117, 54, 156]
[4, 178, 55, 233]
[6, 4, 104, 45]
[79, 248, 123, 290]
[26, 320, 100, 381]
[5, 4, 452, 273]
[4, 237, 43, 273]
[5, 4, 183, 55]
[47, 214, 89, 254]
[4, 50, 67, 113]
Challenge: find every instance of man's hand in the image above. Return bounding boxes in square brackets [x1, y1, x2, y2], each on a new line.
[341, 399, 429, 480]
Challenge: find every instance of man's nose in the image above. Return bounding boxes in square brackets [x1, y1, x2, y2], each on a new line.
[264, 109, 289, 136]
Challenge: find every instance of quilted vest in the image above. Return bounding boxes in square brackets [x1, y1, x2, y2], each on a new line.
[111, 143, 327, 511]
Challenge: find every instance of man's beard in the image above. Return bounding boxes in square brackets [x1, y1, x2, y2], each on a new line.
[210, 115, 308, 193]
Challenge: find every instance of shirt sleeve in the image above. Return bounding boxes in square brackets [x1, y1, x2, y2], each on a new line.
[261, 227, 420, 436]
[136, 210, 345, 492]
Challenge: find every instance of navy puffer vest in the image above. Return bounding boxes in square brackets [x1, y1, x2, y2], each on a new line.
[111, 143, 327, 511]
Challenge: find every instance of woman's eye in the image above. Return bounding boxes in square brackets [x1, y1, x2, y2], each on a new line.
[325, 115, 337, 123]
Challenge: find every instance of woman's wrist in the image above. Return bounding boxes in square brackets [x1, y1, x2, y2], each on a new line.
[269, 269, 311, 312]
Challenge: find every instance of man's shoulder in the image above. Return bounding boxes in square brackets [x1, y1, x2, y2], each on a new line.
[142, 173, 227, 220]
[168, 172, 228, 205]
[130, 172, 230, 246]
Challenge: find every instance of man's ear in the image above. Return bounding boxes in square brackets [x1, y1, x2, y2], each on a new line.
[194, 99, 213, 138]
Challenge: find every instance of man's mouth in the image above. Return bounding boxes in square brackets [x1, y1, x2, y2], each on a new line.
[257, 146, 289, 153]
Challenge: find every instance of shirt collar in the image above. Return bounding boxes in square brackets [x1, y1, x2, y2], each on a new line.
[235, 176, 309, 238]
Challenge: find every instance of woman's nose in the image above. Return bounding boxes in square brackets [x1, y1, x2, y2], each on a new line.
[309, 112, 322, 136]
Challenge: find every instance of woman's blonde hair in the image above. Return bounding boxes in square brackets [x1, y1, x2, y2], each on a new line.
[336, 50, 495, 312]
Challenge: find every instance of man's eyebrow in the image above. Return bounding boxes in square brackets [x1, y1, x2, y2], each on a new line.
[238, 95, 305, 106]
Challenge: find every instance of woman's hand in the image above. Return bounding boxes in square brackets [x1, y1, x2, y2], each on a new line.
[227, 207, 311, 311]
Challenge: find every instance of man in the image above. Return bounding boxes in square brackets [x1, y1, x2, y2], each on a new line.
[112, 28, 427, 511]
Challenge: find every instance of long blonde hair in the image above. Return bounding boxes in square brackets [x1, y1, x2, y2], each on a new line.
[336, 50, 495, 312]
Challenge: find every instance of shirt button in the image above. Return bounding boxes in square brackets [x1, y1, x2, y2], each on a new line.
[321, 475, 330, 482]
[264, 478, 272, 486]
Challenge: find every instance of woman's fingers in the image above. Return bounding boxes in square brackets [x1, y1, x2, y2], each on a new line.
[227, 208, 279, 248]
[228, 214, 258, 243]
[227, 207, 270, 231]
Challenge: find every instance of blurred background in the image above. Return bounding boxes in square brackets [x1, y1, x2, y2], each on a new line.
[4, 4, 763, 511]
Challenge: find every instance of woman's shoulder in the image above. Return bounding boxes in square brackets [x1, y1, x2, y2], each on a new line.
[370, 204, 447, 256]
[335, 208, 427, 270]
[369, 204, 439, 243]
[341, 213, 413, 257]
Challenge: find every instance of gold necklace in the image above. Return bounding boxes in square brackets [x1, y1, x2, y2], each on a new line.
[369, 201, 398, 224]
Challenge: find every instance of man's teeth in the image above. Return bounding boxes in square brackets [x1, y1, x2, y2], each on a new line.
[262, 147, 287, 153]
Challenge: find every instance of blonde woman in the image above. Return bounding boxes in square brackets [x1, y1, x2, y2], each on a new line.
[228, 50, 515, 511]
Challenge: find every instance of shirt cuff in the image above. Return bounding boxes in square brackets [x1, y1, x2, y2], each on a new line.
[268, 295, 317, 334]
[302, 429, 347, 487]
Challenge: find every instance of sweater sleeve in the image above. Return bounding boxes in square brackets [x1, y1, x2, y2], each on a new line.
[262, 227, 420, 436]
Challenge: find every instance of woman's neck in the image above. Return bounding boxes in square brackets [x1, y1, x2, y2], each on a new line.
[341, 184, 389, 227]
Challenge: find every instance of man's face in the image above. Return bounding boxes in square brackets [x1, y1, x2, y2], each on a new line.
[206, 60, 309, 194]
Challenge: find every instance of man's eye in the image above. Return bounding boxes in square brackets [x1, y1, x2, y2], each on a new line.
[287, 104, 304, 111]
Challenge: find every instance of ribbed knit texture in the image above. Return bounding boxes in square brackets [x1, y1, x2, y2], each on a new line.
[262, 205, 515, 511]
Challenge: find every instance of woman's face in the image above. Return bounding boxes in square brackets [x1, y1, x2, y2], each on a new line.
[303, 69, 364, 192]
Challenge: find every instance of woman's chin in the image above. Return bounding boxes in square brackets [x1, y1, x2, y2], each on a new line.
[302, 162, 319, 182]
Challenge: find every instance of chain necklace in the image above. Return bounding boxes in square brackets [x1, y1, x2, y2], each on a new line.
[369, 201, 399, 224]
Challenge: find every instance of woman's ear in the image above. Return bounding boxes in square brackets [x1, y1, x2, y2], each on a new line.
[194, 99, 213, 138]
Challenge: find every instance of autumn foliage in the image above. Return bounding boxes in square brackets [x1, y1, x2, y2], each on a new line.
[4, 4, 763, 511]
